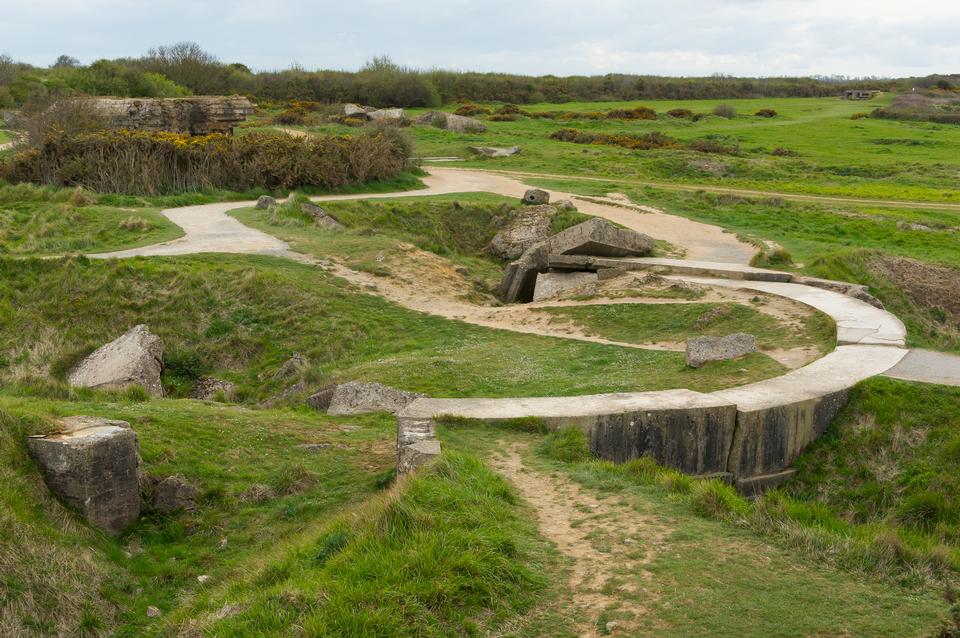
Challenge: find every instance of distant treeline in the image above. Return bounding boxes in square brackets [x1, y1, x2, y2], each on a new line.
[1, 42, 957, 108]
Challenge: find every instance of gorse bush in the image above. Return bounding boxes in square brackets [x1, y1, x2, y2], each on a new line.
[2, 128, 411, 195]
[550, 128, 741, 155]
[754, 108, 778, 117]
[712, 103, 737, 118]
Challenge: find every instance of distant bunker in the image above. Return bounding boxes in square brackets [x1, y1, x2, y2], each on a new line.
[90, 96, 256, 135]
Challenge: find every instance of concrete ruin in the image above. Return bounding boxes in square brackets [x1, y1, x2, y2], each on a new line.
[90, 96, 255, 135]
[500, 218, 654, 303]
[27, 416, 141, 536]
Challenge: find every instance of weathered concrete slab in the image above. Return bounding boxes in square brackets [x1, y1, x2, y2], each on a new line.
[328, 381, 425, 415]
[27, 416, 140, 536]
[735, 469, 797, 497]
[548, 256, 793, 282]
[686, 333, 756, 368]
[400, 390, 737, 475]
[532, 271, 598, 301]
[884, 349, 960, 387]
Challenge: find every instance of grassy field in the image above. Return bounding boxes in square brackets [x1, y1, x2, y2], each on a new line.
[255, 95, 960, 202]
[536, 301, 835, 353]
[0, 182, 182, 255]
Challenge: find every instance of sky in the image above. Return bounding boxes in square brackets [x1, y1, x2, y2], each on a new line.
[2, 0, 959, 77]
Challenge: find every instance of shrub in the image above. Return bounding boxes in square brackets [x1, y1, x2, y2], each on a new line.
[754, 108, 778, 118]
[771, 147, 798, 156]
[687, 137, 741, 155]
[273, 108, 306, 125]
[488, 114, 517, 122]
[2, 128, 410, 195]
[691, 480, 750, 519]
[549, 128, 681, 150]
[850, 112, 869, 120]
[666, 108, 694, 119]
[453, 103, 490, 117]
[606, 106, 656, 120]
[897, 490, 956, 531]
[496, 103, 522, 115]
[712, 103, 737, 118]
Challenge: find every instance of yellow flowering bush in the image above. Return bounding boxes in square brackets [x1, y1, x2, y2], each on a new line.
[2, 128, 410, 195]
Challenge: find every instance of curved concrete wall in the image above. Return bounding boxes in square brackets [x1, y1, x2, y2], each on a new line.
[397, 264, 910, 493]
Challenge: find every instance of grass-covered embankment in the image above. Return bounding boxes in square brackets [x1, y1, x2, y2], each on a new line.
[0, 254, 785, 401]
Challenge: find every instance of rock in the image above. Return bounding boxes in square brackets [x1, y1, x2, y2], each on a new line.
[487, 204, 557, 259]
[368, 108, 404, 120]
[469, 146, 520, 157]
[522, 188, 550, 205]
[272, 352, 309, 380]
[259, 380, 307, 408]
[532, 271, 598, 301]
[686, 333, 757, 368]
[306, 384, 337, 411]
[239, 484, 276, 504]
[606, 621, 620, 633]
[89, 96, 255, 135]
[150, 475, 197, 513]
[191, 377, 237, 401]
[554, 199, 577, 211]
[327, 381, 426, 416]
[255, 195, 276, 209]
[146, 606, 160, 618]
[300, 203, 344, 230]
[197, 575, 211, 584]
[342, 103, 368, 117]
[68, 325, 164, 397]
[415, 111, 486, 133]
[27, 416, 141, 536]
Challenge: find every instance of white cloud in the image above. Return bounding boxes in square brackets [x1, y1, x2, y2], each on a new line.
[1, 0, 958, 76]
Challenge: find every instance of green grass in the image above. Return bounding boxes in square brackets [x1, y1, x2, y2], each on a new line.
[789, 377, 960, 553]
[439, 422, 948, 637]
[0, 255, 786, 401]
[0, 129, 10, 144]
[169, 452, 551, 637]
[535, 301, 835, 352]
[0, 182, 182, 255]
[262, 96, 960, 202]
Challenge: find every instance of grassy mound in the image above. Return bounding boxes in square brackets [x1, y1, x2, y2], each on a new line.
[0, 182, 181, 255]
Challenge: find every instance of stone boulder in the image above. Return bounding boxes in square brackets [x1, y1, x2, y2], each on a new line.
[554, 199, 577, 211]
[271, 352, 309, 380]
[256, 195, 276, 210]
[27, 416, 141, 536]
[90, 96, 255, 135]
[686, 333, 757, 368]
[368, 108, 404, 120]
[306, 383, 337, 411]
[149, 475, 198, 513]
[522, 189, 550, 205]
[415, 111, 486, 133]
[68, 325, 164, 397]
[327, 381, 426, 416]
[469, 146, 520, 157]
[191, 377, 237, 401]
[300, 203, 344, 230]
[342, 103, 369, 117]
[487, 204, 557, 260]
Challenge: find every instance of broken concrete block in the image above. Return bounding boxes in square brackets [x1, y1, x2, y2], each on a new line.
[686, 333, 756, 368]
[27, 416, 141, 536]
[532, 271, 598, 301]
[487, 205, 556, 259]
[67, 325, 164, 397]
[397, 414, 441, 474]
[327, 381, 426, 416]
[547, 217, 653, 258]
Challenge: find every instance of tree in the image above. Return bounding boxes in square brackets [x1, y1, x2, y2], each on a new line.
[52, 55, 80, 69]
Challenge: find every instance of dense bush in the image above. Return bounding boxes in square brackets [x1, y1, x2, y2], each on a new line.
[551, 128, 741, 155]
[712, 103, 737, 118]
[754, 108, 778, 117]
[666, 108, 694, 118]
[453, 103, 490, 116]
[2, 128, 411, 195]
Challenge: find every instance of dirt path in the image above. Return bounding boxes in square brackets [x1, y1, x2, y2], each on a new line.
[492, 444, 668, 636]
[467, 166, 960, 213]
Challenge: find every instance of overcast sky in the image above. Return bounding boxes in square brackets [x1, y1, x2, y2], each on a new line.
[2, 0, 959, 77]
